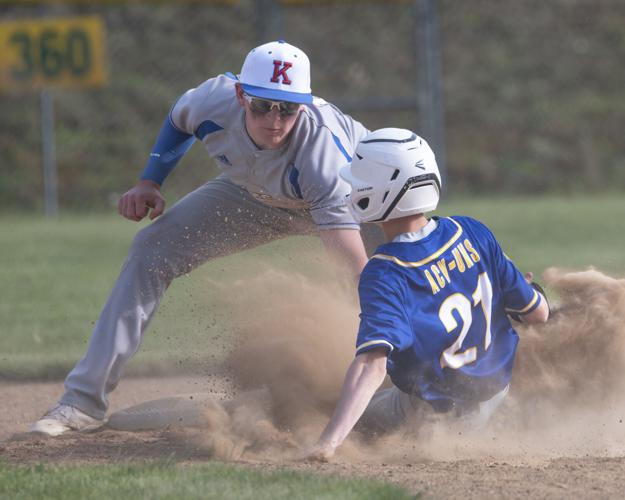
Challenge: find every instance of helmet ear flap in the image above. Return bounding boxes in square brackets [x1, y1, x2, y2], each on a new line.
[356, 197, 370, 210]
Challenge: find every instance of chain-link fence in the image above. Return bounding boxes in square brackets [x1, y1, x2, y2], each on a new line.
[1, 0, 624, 212]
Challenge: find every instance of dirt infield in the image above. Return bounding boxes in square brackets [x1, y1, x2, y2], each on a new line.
[4, 267, 625, 498]
[2, 377, 625, 499]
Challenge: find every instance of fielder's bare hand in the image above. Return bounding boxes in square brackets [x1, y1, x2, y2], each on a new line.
[118, 180, 165, 221]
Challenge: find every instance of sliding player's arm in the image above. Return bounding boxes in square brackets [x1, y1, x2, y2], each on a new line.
[306, 348, 388, 461]
[494, 244, 550, 324]
[307, 261, 409, 461]
[517, 273, 549, 323]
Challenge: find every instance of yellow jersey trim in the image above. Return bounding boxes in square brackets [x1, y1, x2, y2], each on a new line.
[356, 339, 394, 353]
[370, 217, 463, 268]
[505, 289, 540, 314]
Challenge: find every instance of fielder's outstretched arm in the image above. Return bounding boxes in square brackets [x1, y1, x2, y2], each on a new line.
[318, 228, 370, 279]
[118, 179, 165, 221]
[119, 114, 196, 222]
[307, 348, 388, 461]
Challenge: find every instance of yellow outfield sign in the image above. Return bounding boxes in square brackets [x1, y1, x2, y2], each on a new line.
[279, 0, 409, 3]
[0, 0, 236, 3]
[0, 16, 107, 92]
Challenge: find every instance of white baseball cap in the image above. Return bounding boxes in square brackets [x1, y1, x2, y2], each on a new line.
[239, 40, 312, 105]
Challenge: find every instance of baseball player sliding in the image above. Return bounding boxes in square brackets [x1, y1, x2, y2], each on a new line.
[31, 40, 382, 436]
[306, 129, 550, 461]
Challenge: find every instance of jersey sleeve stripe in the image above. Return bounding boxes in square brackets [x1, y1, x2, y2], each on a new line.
[288, 166, 303, 199]
[356, 339, 394, 353]
[371, 217, 463, 268]
[194, 120, 224, 141]
[331, 132, 352, 162]
[505, 289, 540, 314]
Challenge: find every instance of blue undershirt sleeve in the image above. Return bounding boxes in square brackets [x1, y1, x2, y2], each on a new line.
[140, 115, 195, 186]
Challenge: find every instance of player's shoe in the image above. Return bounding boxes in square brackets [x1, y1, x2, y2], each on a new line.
[29, 403, 104, 436]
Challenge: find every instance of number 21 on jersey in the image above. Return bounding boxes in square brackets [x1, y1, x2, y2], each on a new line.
[438, 272, 493, 370]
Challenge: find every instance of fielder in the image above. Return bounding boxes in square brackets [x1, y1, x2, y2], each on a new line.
[307, 129, 550, 461]
[31, 40, 381, 436]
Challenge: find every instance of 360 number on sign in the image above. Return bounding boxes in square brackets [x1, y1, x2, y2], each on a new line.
[0, 16, 107, 92]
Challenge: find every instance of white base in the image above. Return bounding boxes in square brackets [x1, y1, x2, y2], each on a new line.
[107, 393, 220, 431]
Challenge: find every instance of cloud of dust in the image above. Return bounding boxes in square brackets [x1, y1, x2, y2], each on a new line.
[226, 270, 357, 430]
[191, 265, 625, 463]
[187, 267, 359, 461]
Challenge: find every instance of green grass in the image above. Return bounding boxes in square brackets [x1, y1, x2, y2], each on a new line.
[0, 216, 136, 378]
[439, 194, 625, 275]
[0, 213, 329, 379]
[1, 195, 623, 379]
[0, 462, 414, 500]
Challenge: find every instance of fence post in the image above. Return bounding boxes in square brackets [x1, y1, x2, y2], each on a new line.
[414, 0, 447, 192]
[256, 0, 283, 43]
[41, 88, 59, 217]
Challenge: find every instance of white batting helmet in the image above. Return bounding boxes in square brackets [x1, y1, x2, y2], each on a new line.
[340, 128, 441, 222]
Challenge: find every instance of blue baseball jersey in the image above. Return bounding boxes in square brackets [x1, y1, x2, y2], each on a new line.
[356, 216, 541, 412]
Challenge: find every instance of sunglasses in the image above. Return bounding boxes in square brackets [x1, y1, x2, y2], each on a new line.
[242, 93, 301, 116]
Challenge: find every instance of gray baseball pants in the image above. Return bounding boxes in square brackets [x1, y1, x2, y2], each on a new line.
[61, 176, 383, 420]
[360, 384, 510, 433]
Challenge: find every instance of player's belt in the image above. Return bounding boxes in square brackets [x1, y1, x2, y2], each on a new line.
[420, 383, 510, 417]
[451, 384, 510, 418]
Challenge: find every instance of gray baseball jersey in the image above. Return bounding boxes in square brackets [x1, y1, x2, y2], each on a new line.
[54, 73, 375, 421]
[170, 74, 369, 229]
